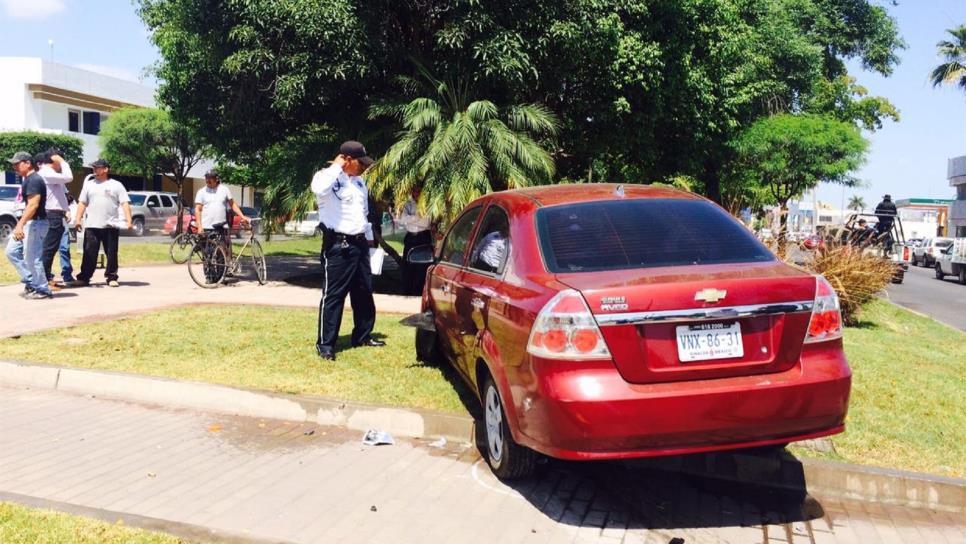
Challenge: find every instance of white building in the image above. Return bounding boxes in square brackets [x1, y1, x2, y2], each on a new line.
[948, 156, 966, 237]
[0, 57, 258, 208]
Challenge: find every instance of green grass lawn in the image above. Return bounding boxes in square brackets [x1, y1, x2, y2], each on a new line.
[0, 503, 187, 544]
[0, 305, 468, 413]
[0, 233, 405, 286]
[0, 298, 960, 477]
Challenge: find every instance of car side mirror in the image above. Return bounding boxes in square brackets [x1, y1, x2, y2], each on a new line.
[147, 202, 157, 208]
[407, 244, 435, 265]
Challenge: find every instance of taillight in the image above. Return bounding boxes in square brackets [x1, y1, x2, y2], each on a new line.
[903, 246, 910, 260]
[805, 276, 842, 344]
[527, 290, 612, 360]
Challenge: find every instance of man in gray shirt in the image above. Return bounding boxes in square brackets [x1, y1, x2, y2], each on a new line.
[70, 159, 132, 287]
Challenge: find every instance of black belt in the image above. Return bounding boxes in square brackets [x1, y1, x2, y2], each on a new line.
[324, 228, 367, 243]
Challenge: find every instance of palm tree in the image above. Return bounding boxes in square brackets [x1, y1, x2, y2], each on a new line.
[368, 70, 558, 224]
[847, 195, 866, 212]
[930, 25, 966, 91]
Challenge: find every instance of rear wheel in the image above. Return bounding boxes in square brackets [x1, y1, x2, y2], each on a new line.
[959, 266, 966, 285]
[0, 218, 14, 245]
[132, 217, 145, 237]
[935, 263, 945, 280]
[481, 376, 537, 480]
[250, 239, 267, 285]
[188, 241, 228, 288]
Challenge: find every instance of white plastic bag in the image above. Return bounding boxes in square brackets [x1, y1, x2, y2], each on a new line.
[369, 247, 385, 275]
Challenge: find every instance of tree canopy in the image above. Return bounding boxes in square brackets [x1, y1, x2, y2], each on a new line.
[931, 25, 966, 92]
[139, 0, 902, 203]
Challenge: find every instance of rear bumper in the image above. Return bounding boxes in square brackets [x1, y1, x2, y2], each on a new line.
[514, 343, 851, 460]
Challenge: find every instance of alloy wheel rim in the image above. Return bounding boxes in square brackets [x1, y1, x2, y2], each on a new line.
[485, 386, 504, 466]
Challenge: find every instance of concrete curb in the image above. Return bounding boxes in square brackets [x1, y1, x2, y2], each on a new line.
[2, 359, 963, 514]
[0, 360, 475, 444]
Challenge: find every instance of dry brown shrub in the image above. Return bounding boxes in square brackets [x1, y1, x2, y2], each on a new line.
[798, 243, 895, 325]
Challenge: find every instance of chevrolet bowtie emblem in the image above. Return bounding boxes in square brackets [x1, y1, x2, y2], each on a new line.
[695, 288, 727, 303]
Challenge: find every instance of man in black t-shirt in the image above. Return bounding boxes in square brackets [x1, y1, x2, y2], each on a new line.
[4, 151, 53, 299]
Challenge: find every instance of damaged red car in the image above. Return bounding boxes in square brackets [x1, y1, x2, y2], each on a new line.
[416, 184, 851, 479]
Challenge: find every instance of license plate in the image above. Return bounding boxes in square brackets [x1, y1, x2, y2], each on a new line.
[676, 322, 743, 362]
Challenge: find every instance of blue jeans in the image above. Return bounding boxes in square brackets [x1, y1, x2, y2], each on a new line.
[5, 219, 51, 294]
[60, 228, 74, 281]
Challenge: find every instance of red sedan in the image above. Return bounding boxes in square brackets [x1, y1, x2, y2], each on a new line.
[419, 184, 850, 479]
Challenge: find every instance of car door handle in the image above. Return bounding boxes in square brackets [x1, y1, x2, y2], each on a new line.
[471, 298, 485, 310]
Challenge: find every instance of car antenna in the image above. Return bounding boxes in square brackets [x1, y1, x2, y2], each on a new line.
[614, 184, 625, 198]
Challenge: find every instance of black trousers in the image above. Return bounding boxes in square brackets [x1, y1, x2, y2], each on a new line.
[42, 211, 66, 281]
[402, 230, 433, 295]
[78, 227, 120, 282]
[317, 233, 376, 350]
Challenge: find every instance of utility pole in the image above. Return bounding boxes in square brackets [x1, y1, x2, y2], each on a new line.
[48, 39, 54, 63]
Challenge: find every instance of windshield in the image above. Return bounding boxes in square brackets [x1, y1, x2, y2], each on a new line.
[128, 195, 146, 206]
[0, 186, 19, 201]
[935, 239, 954, 248]
[536, 199, 774, 273]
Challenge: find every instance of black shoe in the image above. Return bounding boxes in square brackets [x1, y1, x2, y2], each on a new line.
[316, 344, 336, 361]
[352, 338, 386, 348]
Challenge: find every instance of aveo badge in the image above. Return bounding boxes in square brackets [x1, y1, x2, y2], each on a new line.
[600, 296, 628, 312]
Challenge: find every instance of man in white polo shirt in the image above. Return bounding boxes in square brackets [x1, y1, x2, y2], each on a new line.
[194, 170, 249, 259]
[70, 159, 132, 287]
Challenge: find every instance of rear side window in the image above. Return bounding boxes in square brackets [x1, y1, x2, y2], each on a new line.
[536, 199, 774, 272]
[160, 195, 174, 207]
[440, 207, 482, 266]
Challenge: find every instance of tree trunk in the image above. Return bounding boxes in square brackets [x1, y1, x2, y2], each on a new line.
[776, 202, 790, 260]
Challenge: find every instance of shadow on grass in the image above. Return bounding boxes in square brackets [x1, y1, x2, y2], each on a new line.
[845, 320, 879, 330]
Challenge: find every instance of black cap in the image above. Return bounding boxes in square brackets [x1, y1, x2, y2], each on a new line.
[883, 194, 892, 200]
[205, 169, 220, 179]
[91, 159, 110, 168]
[339, 140, 374, 167]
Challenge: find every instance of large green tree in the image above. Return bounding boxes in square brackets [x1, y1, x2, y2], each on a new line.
[931, 25, 966, 92]
[731, 113, 868, 252]
[99, 107, 209, 233]
[139, 0, 902, 203]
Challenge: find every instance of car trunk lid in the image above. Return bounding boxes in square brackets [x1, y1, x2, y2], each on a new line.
[556, 262, 816, 384]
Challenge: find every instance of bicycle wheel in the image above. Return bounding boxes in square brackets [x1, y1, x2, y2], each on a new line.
[188, 241, 228, 288]
[169, 233, 194, 264]
[250, 239, 267, 284]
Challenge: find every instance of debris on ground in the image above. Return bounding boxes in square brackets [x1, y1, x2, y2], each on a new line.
[362, 429, 395, 446]
[428, 437, 447, 448]
[303, 429, 315, 436]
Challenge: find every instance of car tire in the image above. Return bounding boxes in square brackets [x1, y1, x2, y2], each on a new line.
[0, 217, 15, 244]
[132, 217, 145, 237]
[935, 263, 945, 280]
[480, 376, 537, 480]
[959, 267, 966, 285]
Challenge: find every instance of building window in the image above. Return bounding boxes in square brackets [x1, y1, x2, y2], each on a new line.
[82, 111, 102, 135]
[68, 110, 80, 132]
[819, 215, 833, 223]
[958, 185, 966, 200]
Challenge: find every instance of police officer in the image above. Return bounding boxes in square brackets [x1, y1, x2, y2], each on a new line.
[312, 141, 384, 361]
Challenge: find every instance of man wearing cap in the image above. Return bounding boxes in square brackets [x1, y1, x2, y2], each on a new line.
[5, 152, 53, 298]
[874, 194, 897, 252]
[311, 141, 384, 361]
[35, 150, 73, 291]
[194, 170, 250, 263]
[70, 159, 132, 287]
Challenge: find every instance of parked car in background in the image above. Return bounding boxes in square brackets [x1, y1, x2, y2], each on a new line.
[935, 239, 966, 284]
[913, 237, 953, 268]
[801, 234, 825, 251]
[416, 184, 851, 479]
[0, 185, 23, 244]
[127, 191, 184, 236]
[284, 211, 321, 236]
[162, 209, 198, 237]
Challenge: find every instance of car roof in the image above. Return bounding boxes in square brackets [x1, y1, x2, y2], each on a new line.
[128, 191, 179, 196]
[490, 183, 704, 208]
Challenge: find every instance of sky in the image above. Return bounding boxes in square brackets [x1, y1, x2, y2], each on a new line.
[0, 0, 964, 209]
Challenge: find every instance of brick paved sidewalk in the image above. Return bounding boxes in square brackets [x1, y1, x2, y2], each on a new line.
[0, 258, 419, 339]
[2, 387, 963, 544]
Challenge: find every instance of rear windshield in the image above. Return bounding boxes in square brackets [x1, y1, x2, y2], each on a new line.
[128, 195, 146, 206]
[536, 198, 774, 272]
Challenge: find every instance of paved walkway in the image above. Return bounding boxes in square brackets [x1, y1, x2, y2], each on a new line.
[0, 258, 419, 339]
[2, 387, 963, 544]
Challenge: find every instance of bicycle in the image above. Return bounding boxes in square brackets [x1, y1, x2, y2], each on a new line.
[169, 219, 200, 264]
[187, 219, 267, 288]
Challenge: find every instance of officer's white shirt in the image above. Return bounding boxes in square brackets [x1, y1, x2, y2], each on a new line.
[311, 163, 373, 240]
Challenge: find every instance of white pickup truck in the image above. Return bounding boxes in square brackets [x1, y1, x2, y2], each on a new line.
[934, 238, 966, 284]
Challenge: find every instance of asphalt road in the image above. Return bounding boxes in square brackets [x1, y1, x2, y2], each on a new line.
[886, 263, 966, 331]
